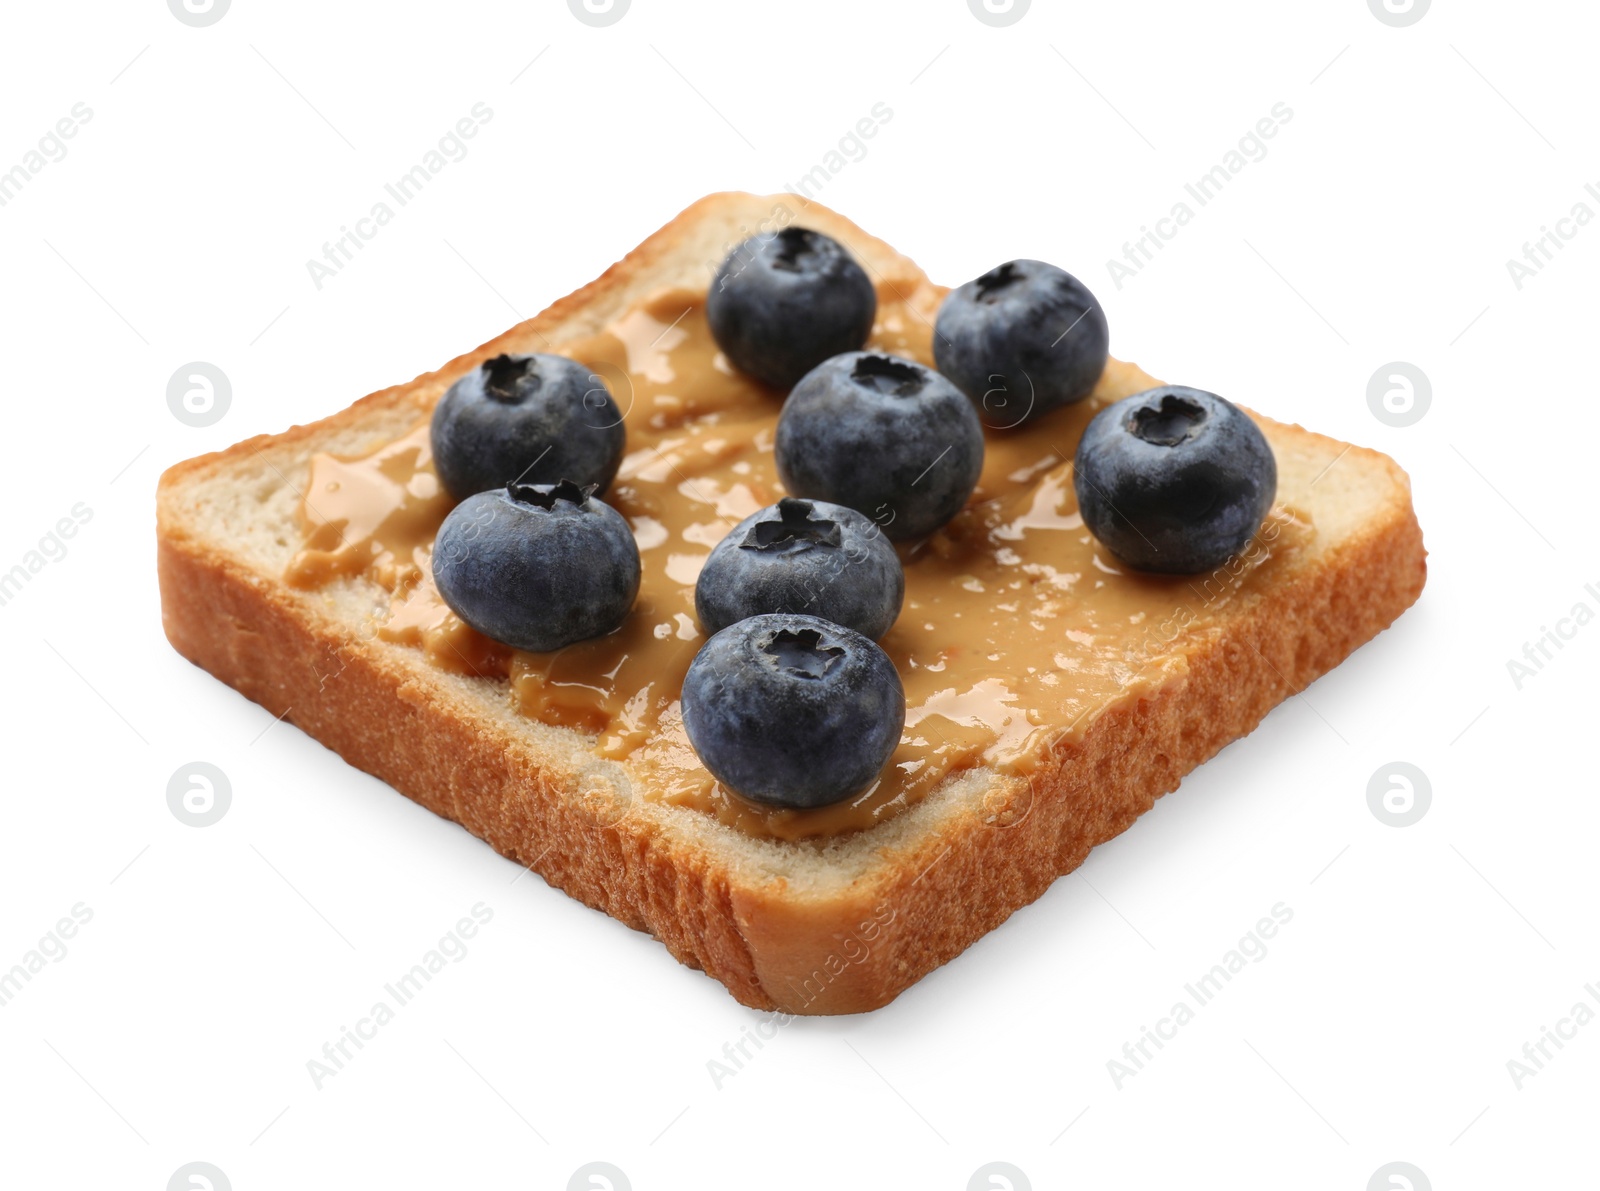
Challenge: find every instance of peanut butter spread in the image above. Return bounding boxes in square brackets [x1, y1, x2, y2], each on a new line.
[287, 279, 1314, 841]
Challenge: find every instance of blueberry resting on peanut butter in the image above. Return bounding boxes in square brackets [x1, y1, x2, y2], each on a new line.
[695, 498, 904, 640]
[935, 259, 1109, 425]
[775, 352, 984, 541]
[1073, 386, 1277, 574]
[430, 353, 625, 499]
[681, 614, 905, 810]
[706, 227, 876, 390]
[431, 480, 640, 652]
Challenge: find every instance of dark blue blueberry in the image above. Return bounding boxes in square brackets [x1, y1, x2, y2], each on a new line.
[775, 352, 984, 541]
[695, 497, 904, 640]
[430, 353, 625, 500]
[680, 613, 905, 810]
[706, 227, 877, 390]
[431, 479, 640, 651]
[1073, 386, 1277, 574]
[934, 259, 1109, 426]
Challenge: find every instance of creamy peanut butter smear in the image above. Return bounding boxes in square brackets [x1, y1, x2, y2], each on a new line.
[287, 278, 1314, 841]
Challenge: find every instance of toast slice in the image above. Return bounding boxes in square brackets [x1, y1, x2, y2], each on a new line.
[156, 193, 1426, 1014]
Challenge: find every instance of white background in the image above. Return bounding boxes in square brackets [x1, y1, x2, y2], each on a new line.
[1, 1, 1595, 1188]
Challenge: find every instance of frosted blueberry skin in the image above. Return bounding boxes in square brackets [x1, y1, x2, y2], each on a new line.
[430, 353, 625, 500]
[774, 352, 984, 542]
[1073, 386, 1277, 575]
[934, 259, 1109, 426]
[706, 227, 877, 390]
[695, 498, 905, 640]
[680, 613, 905, 810]
[431, 480, 641, 652]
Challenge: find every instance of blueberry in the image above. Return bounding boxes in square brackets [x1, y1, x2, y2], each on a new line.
[430, 353, 625, 500]
[1073, 386, 1277, 574]
[706, 227, 877, 390]
[934, 259, 1109, 426]
[431, 480, 640, 651]
[681, 613, 905, 810]
[775, 352, 984, 541]
[695, 497, 904, 640]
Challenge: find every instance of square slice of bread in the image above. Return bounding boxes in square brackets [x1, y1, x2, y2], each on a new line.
[156, 193, 1426, 1014]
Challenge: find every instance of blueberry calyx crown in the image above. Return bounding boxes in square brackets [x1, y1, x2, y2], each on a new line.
[974, 261, 1025, 303]
[507, 478, 595, 509]
[743, 498, 842, 554]
[851, 354, 926, 397]
[483, 354, 540, 404]
[1127, 391, 1208, 447]
[761, 627, 844, 680]
[770, 227, 820, 273]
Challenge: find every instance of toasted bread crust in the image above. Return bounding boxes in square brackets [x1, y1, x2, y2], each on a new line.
[157, 193, 1426, 1014]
